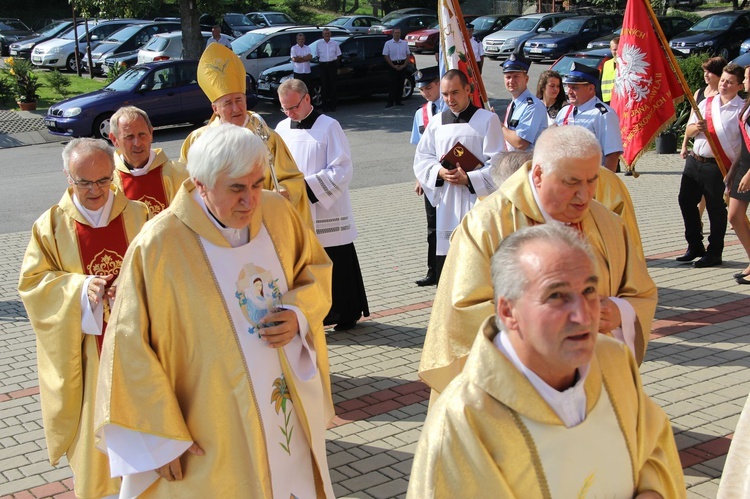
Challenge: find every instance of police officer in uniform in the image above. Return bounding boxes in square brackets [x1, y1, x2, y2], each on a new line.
[556, 62, 623, 173]
[410, 66, 442, 286]
[500, 53, 548, 151]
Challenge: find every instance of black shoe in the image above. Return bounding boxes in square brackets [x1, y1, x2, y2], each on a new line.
[334, 319, 358, 331]
[415, 275, 437, 286]
[737, 276, 750, 284]
[676, 247, 705, 262]
[733, 272, 749, 279]
[624, 170, 633, 176]
[385, 103, 394, 108]
[693, 254, 722, 268]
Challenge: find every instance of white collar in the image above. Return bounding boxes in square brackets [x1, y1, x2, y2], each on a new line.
[191, 189, 249, 247]
[119, 150, 157, 177]
[72, 188, 115, 228]
[494, 329, 590, 427]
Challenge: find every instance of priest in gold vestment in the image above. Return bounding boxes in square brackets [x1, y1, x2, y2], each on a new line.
[18, 139, 149, 499]
[408, 224, 684, 499]
[95, 125, 335, 497]
[420, 126, 657, 397]
[110, 106, 188, 216]
[179, 43, 312, 229]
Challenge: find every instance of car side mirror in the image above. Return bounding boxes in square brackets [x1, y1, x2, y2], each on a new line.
[537, 27, 546, 32]
[138, 83, 149, 92]
[582, 28, 591, 33]
[90, 35, 99, 42]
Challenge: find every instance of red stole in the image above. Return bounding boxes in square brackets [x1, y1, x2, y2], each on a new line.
[118, 165, 168, 215]
[422, 103, 430, 128]
[75, 214, 129, 355]
[705, 96, 732, 169]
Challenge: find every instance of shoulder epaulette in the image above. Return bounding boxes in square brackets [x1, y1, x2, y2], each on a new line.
[526, 97, 534, 105]
[595, 103, 608, 114]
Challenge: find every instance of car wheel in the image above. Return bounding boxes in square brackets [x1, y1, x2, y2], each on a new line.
[717, 46, 731, 60]
[92, 113, 113, 140]
[66, 53, 79, 72]
[310, 83, 323, 107]
[402, 77, 414, 100]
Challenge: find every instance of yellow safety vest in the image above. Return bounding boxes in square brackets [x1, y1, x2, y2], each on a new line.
[601, 58, 616, 104]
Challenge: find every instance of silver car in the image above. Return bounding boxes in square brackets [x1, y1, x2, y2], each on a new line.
[326, 15, 382, 34]
[482, 12, 574, 59]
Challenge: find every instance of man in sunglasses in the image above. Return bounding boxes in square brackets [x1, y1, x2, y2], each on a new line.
[18, 138, 149, 499]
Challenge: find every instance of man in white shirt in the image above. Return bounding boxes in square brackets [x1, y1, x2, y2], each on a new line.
[467, 23, 484, 72]
[290, 33, 312, 85]
[407, 223, 684, 498]
[205, 24, 232, 49]
[383, 27, 411, 108]
[677, 62, 745, 268]
[500, 53, 548, 151]
[313, 28, 341, 112]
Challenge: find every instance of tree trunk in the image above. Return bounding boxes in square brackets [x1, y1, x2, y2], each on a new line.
[347, 0, 359, 14]
[180, 0, 204, 61]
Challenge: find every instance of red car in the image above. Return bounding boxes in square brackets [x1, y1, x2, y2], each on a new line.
[404, 15, 478, 53]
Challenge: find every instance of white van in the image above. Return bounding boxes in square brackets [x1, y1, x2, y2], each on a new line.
[231, 26, 348, 87]
[32, 19, 144, 71]
[137, 31, 213, 64]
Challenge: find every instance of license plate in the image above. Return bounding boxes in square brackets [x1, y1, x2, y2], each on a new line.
[408, 41, 416, 46]
[486, 47, 498, 52]
[681, 48, 690, 54]
[258, 81, 270, 91]
[44, 119, 55, 127]
[32, 56, 42, 63]
[10, 50, 17, 56]
[530, 48, 542, 54]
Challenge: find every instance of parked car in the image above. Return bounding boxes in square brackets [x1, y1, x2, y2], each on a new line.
[200, 13, 258, 38]
[32, 19, 144, 72]
[482, 12, 576, 59]
[0, 18, 33, 56]
[246, 12, 296, 27]
[669, 10, 750, 60]
[523, 14, 621, 62]
[368, 14, 438, 36]
[549, 48, 612, 99]
[404, 15, 479, 53]
[232, 26, 349, 88]
[44, 60, 256, 140]
[587, 16, 693, 49]
[326, 15, 383, 34]
[9, 19, 79, 59]
[380, 8, 436, 24]
[257, 34, 417, 106]
[82, 21, 181, 74]
[667, 0, 703, 8]
[137, 31, 213, 64]
[470, 14, 518, 41]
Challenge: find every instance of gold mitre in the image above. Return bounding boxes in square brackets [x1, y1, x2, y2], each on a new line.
[198, 43, 246, 103]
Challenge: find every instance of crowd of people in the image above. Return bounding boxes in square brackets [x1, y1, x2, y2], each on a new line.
[15, 28, 750, 498]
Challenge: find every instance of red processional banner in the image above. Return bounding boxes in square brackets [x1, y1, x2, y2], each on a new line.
[438, 0, 485, 108]
[610, 0, 685, 168]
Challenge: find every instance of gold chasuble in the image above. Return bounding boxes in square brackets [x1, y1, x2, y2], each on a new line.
[18, 186, 148, 499]
[595, 165, 644, 260]
[95, 183, 334, 497]
[180, 114, 314, 230]
[419, 165, 657, 395]
[407, 319, 686, 499]
[113, 148, 188, 216]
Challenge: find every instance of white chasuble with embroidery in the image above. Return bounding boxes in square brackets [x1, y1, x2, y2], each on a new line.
[201, 226, 316, 499]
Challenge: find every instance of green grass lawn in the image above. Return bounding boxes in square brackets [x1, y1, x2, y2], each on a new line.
[1, 71, 106, 111]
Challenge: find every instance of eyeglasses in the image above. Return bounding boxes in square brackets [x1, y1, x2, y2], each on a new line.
[70, 176, 113, 190]
[280, 95, 306, 113]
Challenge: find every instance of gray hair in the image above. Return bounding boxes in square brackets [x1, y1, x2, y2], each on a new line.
[491, 151, 533, 186]
[186, 124, 269, 188]
[491, 224, 596, 328]
[110, 106, 153, 136]
[62, 138, 114, 174]
[532, 125, 601, 175]
[278, 78, 308, 98]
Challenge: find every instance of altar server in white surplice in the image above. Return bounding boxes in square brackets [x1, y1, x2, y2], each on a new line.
[95, 124, 335, 498]
[413, 69, 505, 282]
[275, 78, 369, 332]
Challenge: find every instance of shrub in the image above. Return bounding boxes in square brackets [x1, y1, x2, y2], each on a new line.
[0, 75, 15, 105]
[2, 57, 42, 103]
[44, 70, 71, 98]
[106, 62, 128, 84]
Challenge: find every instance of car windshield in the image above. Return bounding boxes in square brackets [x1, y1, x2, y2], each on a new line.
[105, 25, 141, 42]
[37, 21, 67, 35]
[381, 12, 406, 23]
[0, 20, 28, 30]
[328, 17, 349, 26]
[690, 14, 735, 31]
[225, 14, 255, 27]
[267, 13, 293, 24]
[105, 67, 148, 91]
[550, 19, 584, 34]
[472, 17, 496, 30]
[61, 22, 94, 40]
[502, 17, 539, 32]
[231, 31, 268, 53]
[143, 36, 169, 51]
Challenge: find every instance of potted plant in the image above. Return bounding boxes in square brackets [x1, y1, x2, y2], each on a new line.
[656, 103, 690, 154]
[3, 57, 42, 111]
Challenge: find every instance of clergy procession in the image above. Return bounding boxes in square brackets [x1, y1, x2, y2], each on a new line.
[12, 2, 750, 498]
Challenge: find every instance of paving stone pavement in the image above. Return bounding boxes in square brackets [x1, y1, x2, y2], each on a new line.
[1, 148, 749, 498]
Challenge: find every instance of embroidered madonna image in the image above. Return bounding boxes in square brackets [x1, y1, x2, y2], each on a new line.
[235, 263, 283, 337]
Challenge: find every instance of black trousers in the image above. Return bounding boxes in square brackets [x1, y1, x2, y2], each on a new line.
[387, 65, 405, 105]
[323, 243, 369, 324]
[319, 61, 338, 110]
[678, 154, 727, 256]
[424, 194, 436, 277]
[293, 72, 310, 87]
